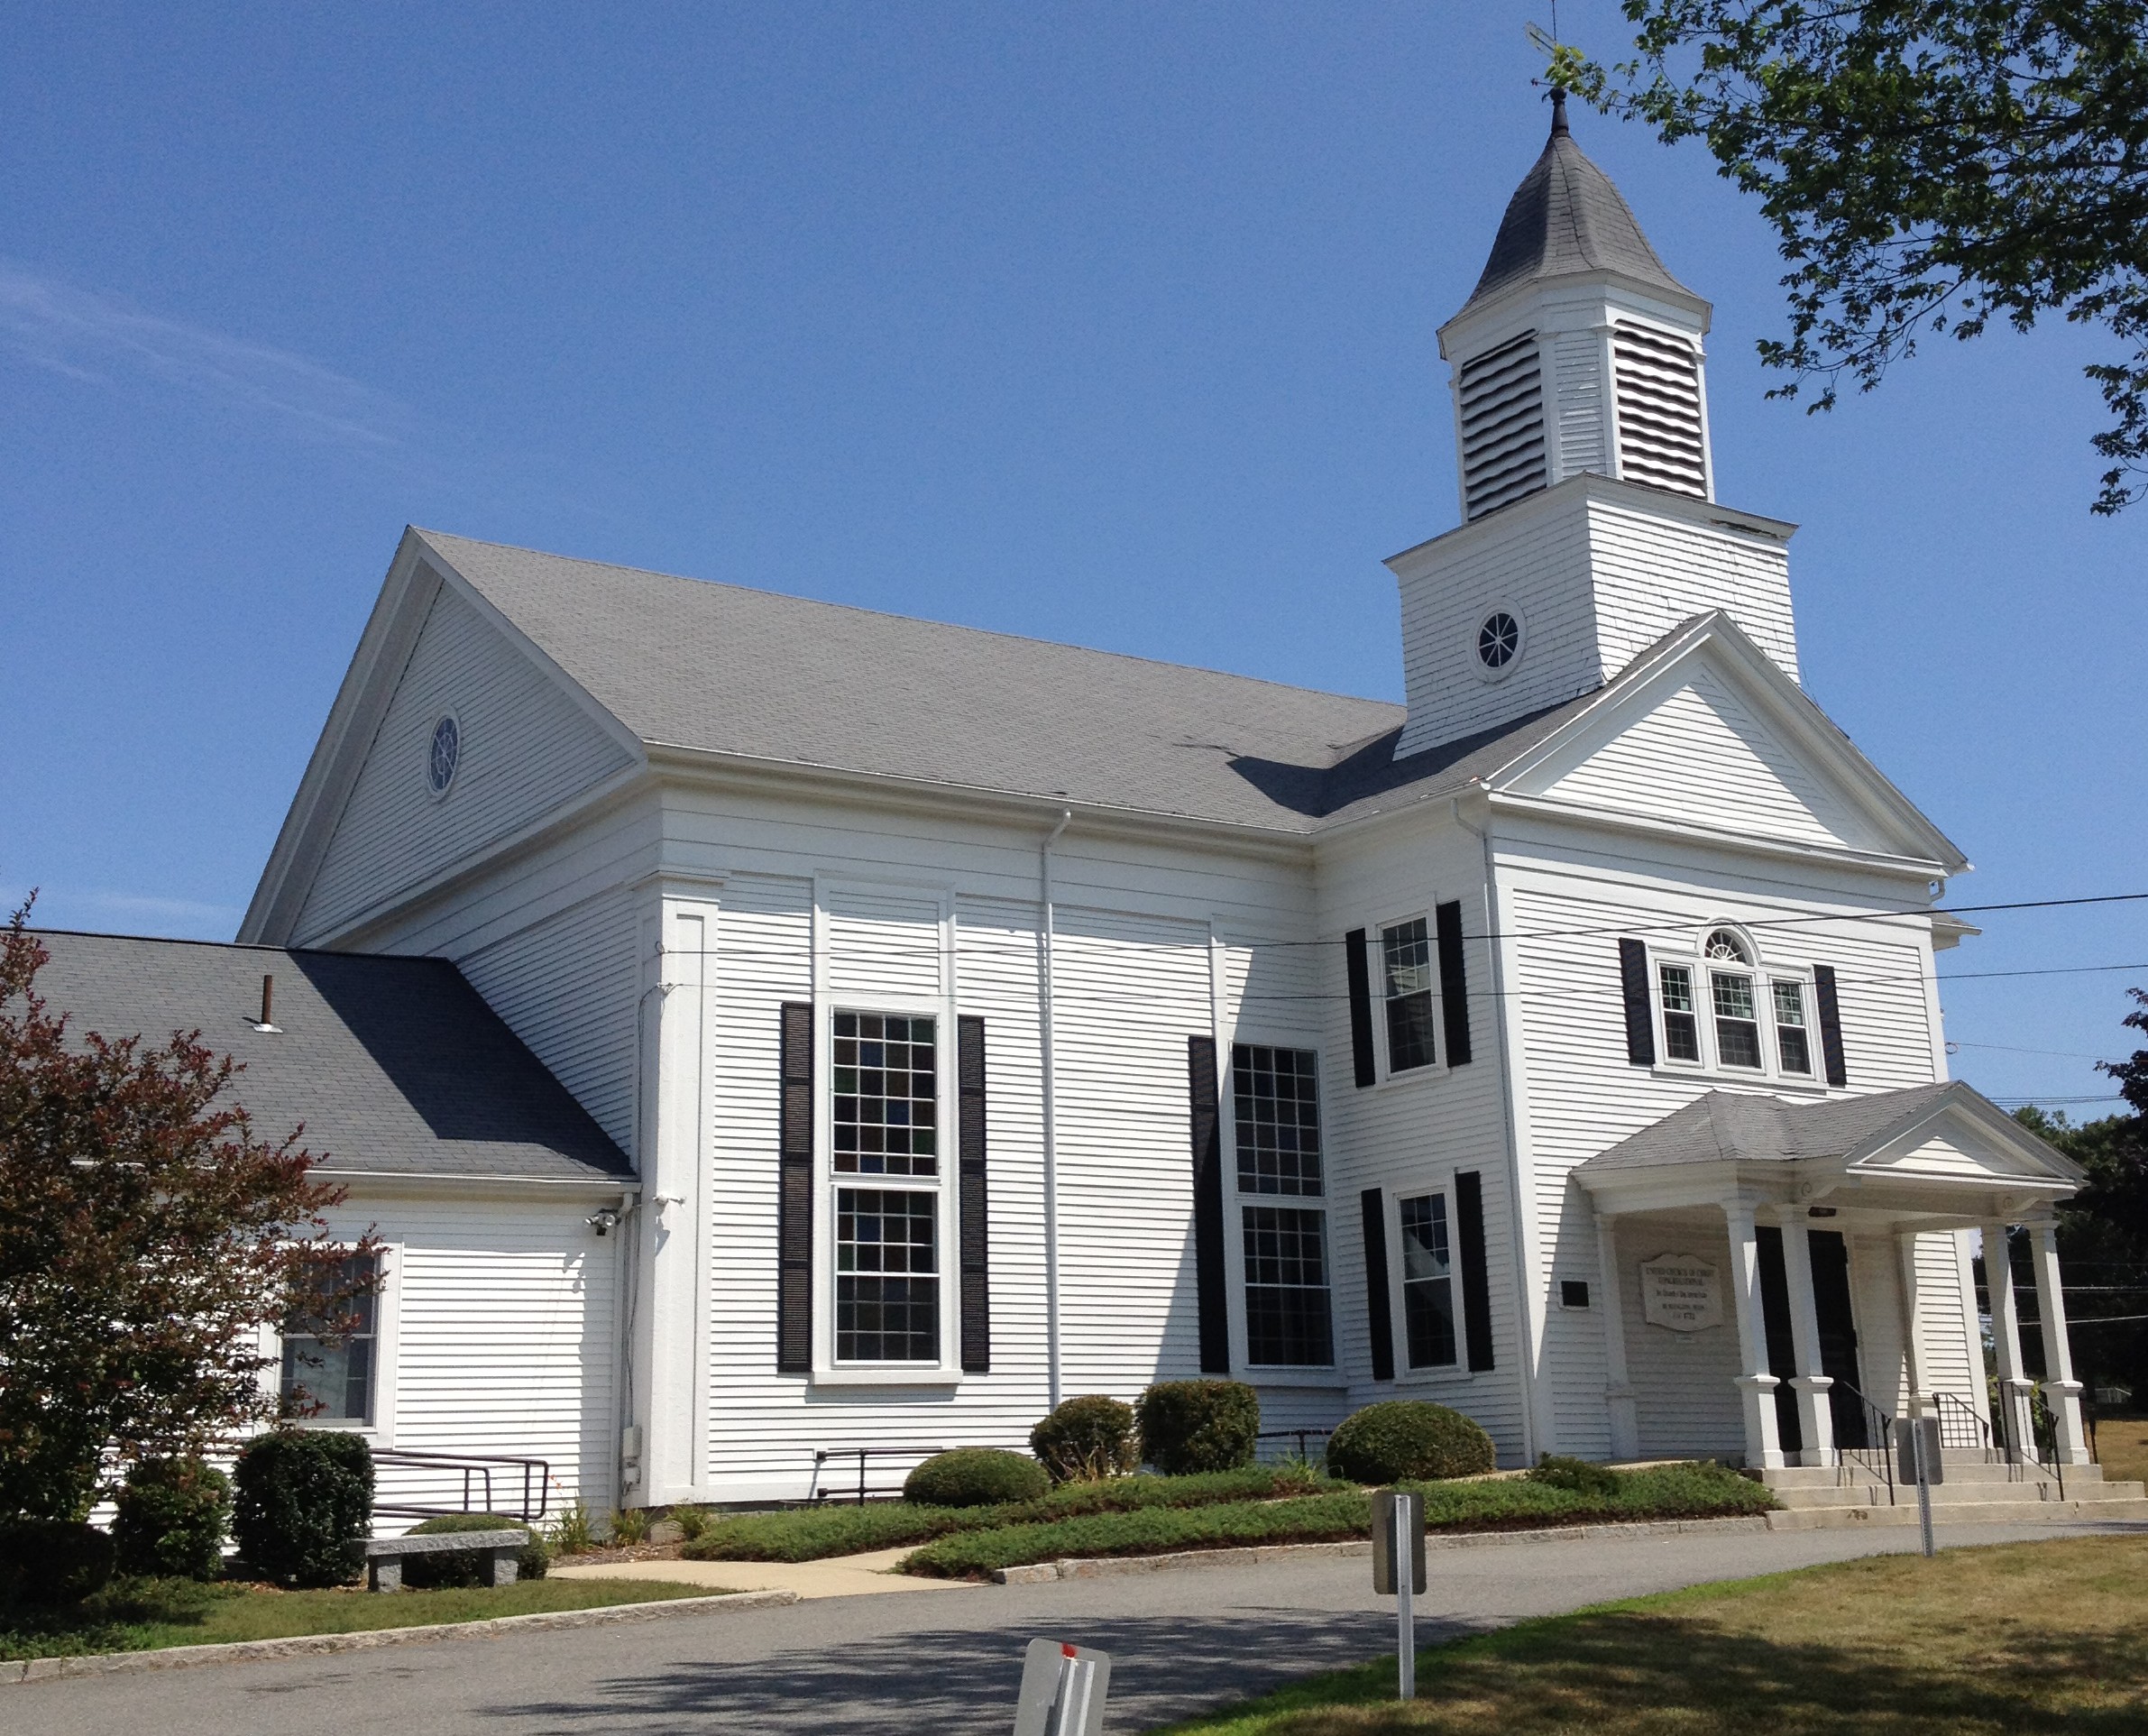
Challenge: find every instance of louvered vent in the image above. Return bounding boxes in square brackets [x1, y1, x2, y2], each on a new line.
[1612, 323, 1708, 498]
[1458, 333, 1547, 520]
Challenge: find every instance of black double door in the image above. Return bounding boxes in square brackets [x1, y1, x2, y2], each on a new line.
[1756, 1226, 1866, 1454]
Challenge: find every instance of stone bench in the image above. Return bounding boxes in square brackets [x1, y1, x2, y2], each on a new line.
[364, 1528, 532, 1593]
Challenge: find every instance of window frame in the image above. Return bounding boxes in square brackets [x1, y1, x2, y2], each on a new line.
[1363, 914, 1455, 1088]
[812, 997, 960, 1381]
[279, 1243, 400, 1443]
[1393, 1188, 1462, 1375]
[1221, 1037, 1340, 1381]
[1646, 926, 1823, 1088]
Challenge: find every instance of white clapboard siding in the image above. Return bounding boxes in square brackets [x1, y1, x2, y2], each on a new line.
[1849, 1233, 1913, 1415]
[294, 583, 635, 946]
[1910, 1229, 1982, 1402]
[1539, 667, 1884, 850]
[1584, 497, 1797, 684]
[1051, 905, 1216, 1397]
[1552, 329, 1607, 479]
[824, 882, 944, 1000]
[343, 1195, 620, 1528]
[454, 885, 642, 1152]
[1609, 1217, 1747, 1458]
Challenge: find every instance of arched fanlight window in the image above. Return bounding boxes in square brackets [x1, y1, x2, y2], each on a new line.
[1703, 929, 1752, 964]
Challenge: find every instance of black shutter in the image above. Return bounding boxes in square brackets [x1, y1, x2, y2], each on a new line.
[1435, 901, 1472, 1066]
[1361, 1188, 1395, 1382]
[1455, 1170, 1495, 1372]
[1345, 929, 1376, 1088]
[1813, 963, 1848, 1087]
[776, 1002, 814, 1373]
[1618, 938, 1656, 1066]
[957, 1015, 990, 1373]
[1188, 1036, 1232, 1373]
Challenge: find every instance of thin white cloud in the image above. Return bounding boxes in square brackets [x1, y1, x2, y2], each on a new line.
[0, 261, 407, 449]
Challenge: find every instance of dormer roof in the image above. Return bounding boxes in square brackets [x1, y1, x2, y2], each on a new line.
[1452, 94, 1695, 325]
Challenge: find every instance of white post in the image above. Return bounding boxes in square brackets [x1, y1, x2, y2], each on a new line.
[1723, 1199, 1785, 1471]
[1895, 1231, 1928, 1420]
[2028, 1222, 2091, 1465]
[1394, 1493, 1415, 1700]
[1985, 1220, 2035, 1464]
[1594, 1212, 1639, 1460]
[1778, 1216, 1837, 1467]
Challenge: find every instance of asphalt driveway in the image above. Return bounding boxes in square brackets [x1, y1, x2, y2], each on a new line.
[12, 1520, 2133, 1735]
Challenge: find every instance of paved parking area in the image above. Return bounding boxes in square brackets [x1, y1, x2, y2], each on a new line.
[13, 1520, 2135, 1734]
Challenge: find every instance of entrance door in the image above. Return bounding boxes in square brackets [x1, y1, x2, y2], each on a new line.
[1807, 1229, 1867, 1448]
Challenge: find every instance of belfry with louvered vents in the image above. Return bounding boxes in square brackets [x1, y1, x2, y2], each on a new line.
[1439, 91, 1714, 519]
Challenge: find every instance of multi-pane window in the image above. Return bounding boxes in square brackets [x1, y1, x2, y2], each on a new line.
[1233, 1044, 1332, 1365]
[833, 1012, 937, 1175]
[834, 1189, 939, 1361]
[1399, 1194, 1457, 1368]
[1705, 929, 1761, 1069]
[1233, 1044, 1323, 1196]
[1658, 964, 1701, 1062]
[1242, 1207, 1334, 1365]
[1773, 980, 1813, 1075]
[1382, 919, 1436, 1073]
[280, 1253, 379, 1424]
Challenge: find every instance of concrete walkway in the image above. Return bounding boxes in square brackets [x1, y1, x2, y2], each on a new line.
[553, 1546, 967, 1600]
[15, 1520, 2141, 1735]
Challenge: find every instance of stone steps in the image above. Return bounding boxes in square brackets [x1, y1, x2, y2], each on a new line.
[1770, 1477, 2144, 1511]
[1765, 1495, 2148, 1530]
[1757, 1454, 2147, 1527]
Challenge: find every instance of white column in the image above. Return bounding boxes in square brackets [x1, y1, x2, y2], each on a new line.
[1894, 1231, 1929, 1419]
[1723, 1199, 1785, 1470]
[1594, 1213, 1639, 1460]
[1777, 1216, 1836, 1467]
[2028, 1222, 2091, 1465]
[1985, 1220, 2035, 1463]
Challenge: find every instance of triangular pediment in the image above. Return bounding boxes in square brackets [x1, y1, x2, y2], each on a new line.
[1847, 1098, 2083, 1189]
[1491, 614, 1965, 870]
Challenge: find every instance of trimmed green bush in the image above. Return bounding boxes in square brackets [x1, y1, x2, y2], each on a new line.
[1528, 1454, 1621, 1498]
[1325, 1401, 1496, 1483]
[1030, 1396, 1139, 1483]
[399, 1512, 548, 1587]
[112, 1457, 232, 1582]
[1134, 1381, 1260, 1474]
[0, 1518, 117, 1608]
[231, 1429, 374, 1587]
[904, 1448, 1049, 1508]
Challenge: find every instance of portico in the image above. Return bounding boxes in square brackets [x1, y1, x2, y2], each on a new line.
[1575, 1081, 2088, 1472]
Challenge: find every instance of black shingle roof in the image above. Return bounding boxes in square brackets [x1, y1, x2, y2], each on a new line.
[1456, 97, 1694, 319]
[1577, 1080, 2002, 1173]
[22, 930, 632, 1182]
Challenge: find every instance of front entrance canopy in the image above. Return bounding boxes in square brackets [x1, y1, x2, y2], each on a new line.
[1574, 1081, 2088, 1470]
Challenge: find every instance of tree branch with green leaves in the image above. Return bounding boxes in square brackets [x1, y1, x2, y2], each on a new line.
[1552, 1, 2148, 513]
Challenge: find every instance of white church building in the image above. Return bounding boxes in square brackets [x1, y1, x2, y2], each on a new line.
[43, 103, 2098, 1517]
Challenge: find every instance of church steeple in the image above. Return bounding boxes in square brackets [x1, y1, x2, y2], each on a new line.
[1439, 95, 1714, 520]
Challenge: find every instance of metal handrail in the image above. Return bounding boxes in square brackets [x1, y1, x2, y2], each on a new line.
[810, 1444, 953, 1505]
[1989, 1382, 2068, 1500]
[1255, 1428, 1333, 1464]
[1932, 1391, 1993, 1456]
[1830, 1380, 1896, 1504]
[371, 1447, 551, 1521]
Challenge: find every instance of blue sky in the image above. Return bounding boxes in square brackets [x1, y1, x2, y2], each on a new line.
[3, 3, 2141, 1113]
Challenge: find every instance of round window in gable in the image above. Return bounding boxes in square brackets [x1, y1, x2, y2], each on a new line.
[1476, 610, 1522, 671]
[427, 712, 462, 796]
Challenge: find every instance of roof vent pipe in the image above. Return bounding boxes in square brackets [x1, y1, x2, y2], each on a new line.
[255, 973, 278, 1033]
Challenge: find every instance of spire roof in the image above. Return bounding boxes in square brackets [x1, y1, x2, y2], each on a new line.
[1454, 91, 1695, 319]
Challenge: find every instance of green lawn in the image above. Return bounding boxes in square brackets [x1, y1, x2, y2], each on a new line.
[1152, 1535, 2148, 1734]
[897, 1462, 1773, 1577]
[0, 1575, 716, 1661]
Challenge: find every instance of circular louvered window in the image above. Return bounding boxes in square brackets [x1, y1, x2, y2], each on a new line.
[427, 713, 461, 796]
[1477, 611, 1521, 670]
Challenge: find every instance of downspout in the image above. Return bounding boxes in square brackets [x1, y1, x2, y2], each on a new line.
[1040, 809, 1072, 1411]
[1452, 791, 1541, 1465]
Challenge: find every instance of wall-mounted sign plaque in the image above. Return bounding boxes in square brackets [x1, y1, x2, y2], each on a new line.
[1640, 1253, 1723, 1332]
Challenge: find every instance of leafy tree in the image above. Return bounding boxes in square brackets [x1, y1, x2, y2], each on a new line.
[2010, 989, 2148, 1403]
[1552, 3, 2148, 512]
[0, 904, 373, 1519]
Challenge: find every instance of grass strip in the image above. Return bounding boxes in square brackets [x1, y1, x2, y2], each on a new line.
[898, 1463, 1773, 1578]
[1146, 1534, 2148, 1733]
[0, 1575, 710, 1661]
[681, 1465, 1336, 1563]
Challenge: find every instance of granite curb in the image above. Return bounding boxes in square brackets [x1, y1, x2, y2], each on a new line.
[3, 1587, 801, 1685]
[988, 1513, 1775, 1582]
